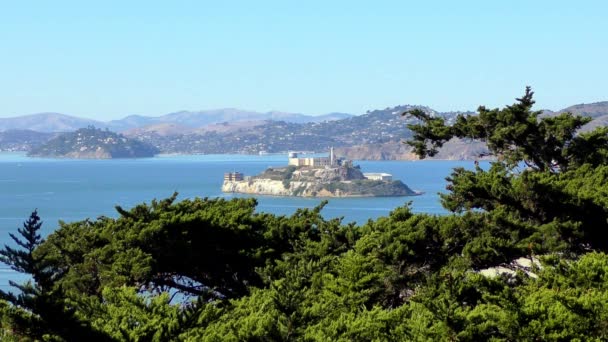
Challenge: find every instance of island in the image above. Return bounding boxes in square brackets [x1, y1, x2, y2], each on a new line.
[222, 149, 420, 197]
[27, 126, 159, 159]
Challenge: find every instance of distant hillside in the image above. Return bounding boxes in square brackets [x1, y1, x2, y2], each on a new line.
[0, 113, 102, 132]
[126, 106, 469, 155]
[260, 111, 352, 124]
[306, 112, 353, 122]
[336, 139, 491, 161]
[0, 130, 55, 152]
[540, 101, 608, 132]
[559, 101, 608, 119]
[28, 127, 159, 159]
[108, 109, 266, 130]
[0, 110, 354, 133]
[5, 100, 608, 160]
[582, 114, 608, 132]
[106, 109, 353, 131]
[123, 123, 195, 137]
[192, 120, 267, 134]
[105, 115, 155, 132]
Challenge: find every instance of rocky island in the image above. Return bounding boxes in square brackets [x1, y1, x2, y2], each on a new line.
[222, 149, 419, 197]
[27, 126, 159, 159]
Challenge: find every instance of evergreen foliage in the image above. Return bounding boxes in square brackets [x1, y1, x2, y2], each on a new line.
[2, 88, 608, 340]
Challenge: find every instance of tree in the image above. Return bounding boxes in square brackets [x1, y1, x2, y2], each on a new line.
[404, 87, 608, 252]
[0, 210, 47, 338]
[0, 210, 113, 341]
[405, 86, 608, 172]
[0, 210, 43, 279]
[2, 88, 608, 339]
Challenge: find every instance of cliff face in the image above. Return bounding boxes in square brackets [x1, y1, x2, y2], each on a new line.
[222, 179, 416, 197]
[222, 165, 418, 197]
[223, 179, 310, 196]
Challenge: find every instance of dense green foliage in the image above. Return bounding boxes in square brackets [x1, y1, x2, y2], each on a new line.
[2, 89, 608, 340]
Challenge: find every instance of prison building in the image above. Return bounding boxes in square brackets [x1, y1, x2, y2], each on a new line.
[224, 172, 244, 181]
[287, 148, 336, 168]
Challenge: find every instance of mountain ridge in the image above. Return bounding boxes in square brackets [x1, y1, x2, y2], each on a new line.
[3, 101, 608, 160]
[0, 110, 354, 132]
[0, 113, 103, 132]
[4, 101, 606, 133]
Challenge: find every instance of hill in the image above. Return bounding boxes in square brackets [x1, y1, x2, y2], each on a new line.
[0, 110, 354, 133]
[0, 113, 102, 132]
[107, 109, 353, 131]
[122, 123, 195, 137]
[127, 100, 608, 159]
[28, 127, 159, 159]
[4, 101, 608, 160]
[126, 106, 471, 155]
[335, 138, 491, 161]
[0, 130, 56, 152]
[559, 101, 608, 119]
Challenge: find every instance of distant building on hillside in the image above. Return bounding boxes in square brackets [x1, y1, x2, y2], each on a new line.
[363, 173, 393, 181]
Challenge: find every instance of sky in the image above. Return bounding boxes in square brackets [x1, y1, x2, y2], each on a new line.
[0, 0, 606, 120]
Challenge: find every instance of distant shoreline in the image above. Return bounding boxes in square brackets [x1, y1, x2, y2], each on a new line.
[0, 150, 496, 162]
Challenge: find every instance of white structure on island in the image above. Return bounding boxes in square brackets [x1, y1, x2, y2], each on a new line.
[363, 173, 393, 181]
[288, 147, 337, 168]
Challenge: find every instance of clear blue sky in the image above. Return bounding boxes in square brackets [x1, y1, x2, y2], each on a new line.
[1, 1, 606, 120]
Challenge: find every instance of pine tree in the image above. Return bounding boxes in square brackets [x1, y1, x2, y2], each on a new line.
[0, 210, 44, 305]
[0, 210, 46, 338]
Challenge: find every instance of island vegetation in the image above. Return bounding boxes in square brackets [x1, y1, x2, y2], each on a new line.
[2, 89, 608, 340]
[27, 126, 159, 159]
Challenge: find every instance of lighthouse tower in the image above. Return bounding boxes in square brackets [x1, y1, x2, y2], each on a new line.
[330, 147, 335, 166]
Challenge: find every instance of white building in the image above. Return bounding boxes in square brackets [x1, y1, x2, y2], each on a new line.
[363, 173, 393, 181]
[288, 148, 336, 168]
[288, 156, 332, 167]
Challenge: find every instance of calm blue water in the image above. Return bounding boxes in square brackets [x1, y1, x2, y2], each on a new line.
[0, 152, 485, 291]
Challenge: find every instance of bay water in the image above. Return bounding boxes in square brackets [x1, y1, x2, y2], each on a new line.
[0, 152, 485, 291]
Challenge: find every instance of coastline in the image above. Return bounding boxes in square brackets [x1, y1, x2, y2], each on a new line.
[1, 150, 496, 162]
